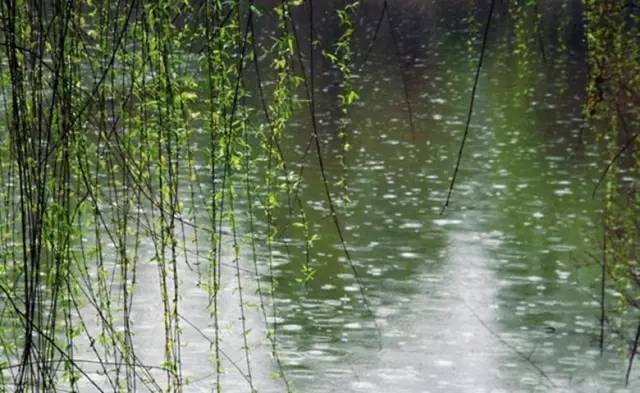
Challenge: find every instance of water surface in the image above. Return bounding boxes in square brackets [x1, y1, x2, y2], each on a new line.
[71, 2, 636, 392]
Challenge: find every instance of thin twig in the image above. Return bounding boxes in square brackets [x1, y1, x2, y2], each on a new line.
[441, 0, 496, 214]
[462, 299, 557, 387]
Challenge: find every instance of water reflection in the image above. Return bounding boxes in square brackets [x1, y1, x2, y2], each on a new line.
[262, 2, 634, 392]
[67, 2, 635, 392]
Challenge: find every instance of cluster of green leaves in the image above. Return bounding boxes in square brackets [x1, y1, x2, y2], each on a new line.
[323, 1, 359, 202]
[584, 0, 640, 333]
[0, 0, 364, 391]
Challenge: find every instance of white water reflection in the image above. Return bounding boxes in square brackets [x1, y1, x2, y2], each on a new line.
[75, 231, 283, 392]
[348, 222, 506, 393]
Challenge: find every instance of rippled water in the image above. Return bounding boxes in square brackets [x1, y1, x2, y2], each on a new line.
[246, 4, 633, 393]
[68, 2, 637, 392]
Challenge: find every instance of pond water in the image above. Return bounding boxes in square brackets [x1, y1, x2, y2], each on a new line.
[69, 2, 638, 393]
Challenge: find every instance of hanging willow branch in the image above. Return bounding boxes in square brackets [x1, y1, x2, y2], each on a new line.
[441, 0, 496, 214]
